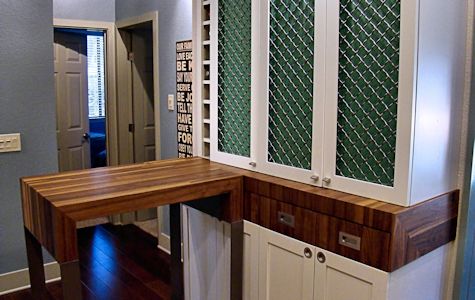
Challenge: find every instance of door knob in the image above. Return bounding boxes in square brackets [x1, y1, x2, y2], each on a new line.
[82, 133, 90, 141]
[304, 247, 313, 259]
[317, 251, 326, 263]
[310, 175, 319, 182]
[322, 177, 331, 184]
[249, 162, 257, 167]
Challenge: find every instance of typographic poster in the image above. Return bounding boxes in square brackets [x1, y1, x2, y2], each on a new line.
[176, 40, 193, 158]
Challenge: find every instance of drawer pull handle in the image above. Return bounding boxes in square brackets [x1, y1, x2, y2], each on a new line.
[304, 247, 313, 259]
[339, 231, 361, 251]
[317, 251, 326, 263]
[277, 211, 295, 228]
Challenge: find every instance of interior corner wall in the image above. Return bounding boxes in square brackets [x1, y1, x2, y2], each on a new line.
[53, 0, 116, 22]
[0, 0, 58, 274]
[116, 0, 193, 160]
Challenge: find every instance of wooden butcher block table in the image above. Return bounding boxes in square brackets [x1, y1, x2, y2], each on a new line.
[20, 157, 458, 299]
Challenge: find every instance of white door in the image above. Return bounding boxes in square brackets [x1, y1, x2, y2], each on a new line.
[314, 249, 388, 300]
[243, 221, 259, 300]
[54, 31, 90, 171]
[258, 227, 315, 300]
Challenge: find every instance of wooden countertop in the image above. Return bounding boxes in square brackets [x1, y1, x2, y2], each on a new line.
[21, 158, 243, 262]
[21, 157, 458, 271]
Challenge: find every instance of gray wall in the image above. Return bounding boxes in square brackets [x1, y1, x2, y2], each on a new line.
[116, 0, 193, 160]
[53, 0, 115, 22]
[0, 0, 58, 274]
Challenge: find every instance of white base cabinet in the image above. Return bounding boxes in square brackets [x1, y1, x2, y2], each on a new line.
[184, 211, 452, 300]
[255, 224, 387, 300]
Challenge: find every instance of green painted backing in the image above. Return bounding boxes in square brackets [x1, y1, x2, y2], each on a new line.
[268, 0, 315, 170]
[217, 0, 252, 157]
[336, 0, 401, 186]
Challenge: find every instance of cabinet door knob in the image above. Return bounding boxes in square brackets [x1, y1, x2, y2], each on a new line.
[304, 247, 313, 259]
[310, 175, 319, 181]
[249, 162, 257, 167]
[322, 177, 331, 184]
[317, 251, 326, 263]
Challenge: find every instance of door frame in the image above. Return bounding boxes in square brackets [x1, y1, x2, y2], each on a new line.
[116, 11, 161, 161]
[116, 11, 169, 252]
[53, 18, 119, 167]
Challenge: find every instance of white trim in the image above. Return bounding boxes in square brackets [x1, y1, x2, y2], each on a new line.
[116, 11, 161, 161]
[322, 0, 419, 206]
[53, 18, 119, 166]
[0, 262, 60, 295]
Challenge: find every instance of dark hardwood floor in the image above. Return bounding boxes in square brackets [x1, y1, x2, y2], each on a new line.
[0, 224, 172, 300]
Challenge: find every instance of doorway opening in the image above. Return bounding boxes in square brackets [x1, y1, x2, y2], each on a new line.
[116, 20, 157, 164]
[54, 28, 108, 171]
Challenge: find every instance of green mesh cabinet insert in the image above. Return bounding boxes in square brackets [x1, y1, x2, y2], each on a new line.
[217, 0, 252, 157]
[335, 0, 401, 186]
[268, 0, 315, 170]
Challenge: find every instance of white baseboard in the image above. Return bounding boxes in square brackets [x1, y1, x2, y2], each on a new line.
[0, 262, 61, 295]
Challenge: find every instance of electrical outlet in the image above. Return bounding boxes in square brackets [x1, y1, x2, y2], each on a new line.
[168, 94, 175, 111]
[0, 133, 21, 153]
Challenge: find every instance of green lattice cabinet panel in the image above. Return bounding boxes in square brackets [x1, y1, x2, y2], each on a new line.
[335, 0, 401, 186]
[217, 0, 252, 157]
[268, 0, 315, 170]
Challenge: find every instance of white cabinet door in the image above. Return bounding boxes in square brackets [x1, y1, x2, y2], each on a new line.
[255, 0, 326, 186]
[243, 221, 260, 300]
[322, 0, 418, 205]
[258, 227, 316, 300]
[314, 249, 388, 300]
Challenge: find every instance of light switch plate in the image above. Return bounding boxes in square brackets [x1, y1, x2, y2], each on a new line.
[0, 133, 21, 153]
[168, 94, 175, 111]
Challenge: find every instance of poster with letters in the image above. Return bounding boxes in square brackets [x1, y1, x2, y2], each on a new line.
[176, 40, 193, 158]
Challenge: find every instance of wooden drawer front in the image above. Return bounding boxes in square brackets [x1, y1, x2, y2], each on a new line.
[245, 193, 391, 271]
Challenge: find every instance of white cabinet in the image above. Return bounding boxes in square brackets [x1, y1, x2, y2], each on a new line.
[195, 0, 466, 206]
[184, 217, 451, 300]
[243, 221, 259, 300]
[257, 225, 387, 300]
[258, 225, 316, 300]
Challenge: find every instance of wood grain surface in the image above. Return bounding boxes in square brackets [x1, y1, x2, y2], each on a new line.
[21, 157, 458, 272]
[21, 158, 243, 262]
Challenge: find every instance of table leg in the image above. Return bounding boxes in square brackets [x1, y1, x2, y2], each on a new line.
[24, 227, 47, 299]
[170, 203, 184, 300]
[60, 260, 82, 300]
[231, 221, 244, 300]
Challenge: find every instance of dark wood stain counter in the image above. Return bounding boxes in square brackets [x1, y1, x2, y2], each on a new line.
[21, 158, 458, 299]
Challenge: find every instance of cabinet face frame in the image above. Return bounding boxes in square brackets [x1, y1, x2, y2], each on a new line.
[255, 0, 327, 186]
[322, 0, 420, 205]
[209, 0, 259, 170]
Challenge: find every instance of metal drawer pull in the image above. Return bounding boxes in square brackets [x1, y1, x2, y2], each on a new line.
[304, 247, 313, 259]
[278, 211, 295, 228]
[339, 231, 361, 251]
[317, 251, 326, 263]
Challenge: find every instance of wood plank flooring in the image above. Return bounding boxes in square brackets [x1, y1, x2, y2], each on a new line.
[0, 224, 172, 300]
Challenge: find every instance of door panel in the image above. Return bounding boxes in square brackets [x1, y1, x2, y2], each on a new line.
[54, 31, 90, 172]
[258, 227, 315, 300]
[314, 249, 388, 300]
[132, 29, 155, 163]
